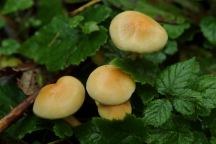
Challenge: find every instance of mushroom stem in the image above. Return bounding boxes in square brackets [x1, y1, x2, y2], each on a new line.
[64, 116, 81, 127]
[0, 91, 38, 133]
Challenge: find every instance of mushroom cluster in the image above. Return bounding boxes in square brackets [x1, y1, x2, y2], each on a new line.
[86, 65, 135, 120]
[32, 10, 168, 122]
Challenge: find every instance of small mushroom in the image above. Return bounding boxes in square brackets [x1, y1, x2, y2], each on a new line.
[33, 76, 85, 124]
[97, 101, 132, 120]
[86, 65, 135, 105]
[109, 11, 168, 53]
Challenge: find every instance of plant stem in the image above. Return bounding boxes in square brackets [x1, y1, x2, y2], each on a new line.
[69, 0, 101, 16]
[64, 115, 81, 127]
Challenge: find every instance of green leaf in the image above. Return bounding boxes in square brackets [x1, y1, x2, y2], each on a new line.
[81, 5, 112, 23]
[69, 15, 84, 28]
[200, 16, 216, 45]
[0, 82, 25, 117]
[81, 21, 99, 34]
[111, 58, 159, 85]
[144, 52, 167, 64]
[163, 23, 190, 39]
[192, 132, 208, 144]
[6, 115, 44, 139]
[205, 109, 216, 136]
[36, 0, 64, 24]
[107, 0, 187, 24]
[143, 99, 172, 127]
[53, 120, 73, 138]
[148, 129, 194, 144]
[0, 17, 5, 29]
[0, 39, 20, 55]
[0, 56, 21, 69]
[173, 98, 195, 115]
[19, 16, 108, 71]
[211, 137, 216, 144]
[164, 40, 178, 55]
[196, 76, 216, 109]
[2, 0, 33, 14]
[147, 117, 194, 144]
[136, 85, 158, 105]
[156, 58, 200, 96]
[74, 116, 147, 144]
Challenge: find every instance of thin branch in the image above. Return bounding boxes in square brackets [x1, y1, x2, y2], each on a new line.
[0, 91, 39, 133]
[69, 0, 101, 16]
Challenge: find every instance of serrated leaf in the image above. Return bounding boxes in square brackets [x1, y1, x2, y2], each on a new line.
[173, 99, 195, 115]
[2, 0, 33, 14]
[143, 99, 172, 127]
[74, 116, 147, 144]
[156, 58, 200, 96]
[81, 5, 112, 23]
[200, 16, 216, 45]
[147, 117, 194, 144]
[163, 23, 190, 39]
[147, 128, 194, 144]
[136, 84, 158, 105]
[111, 58, 159, 85]
[18, 16, 107, 71]
[53, 120, 73, 138]
[6, 115, 44, 139]
[0, 39, 20, 55]
[196, 76, 216, 109]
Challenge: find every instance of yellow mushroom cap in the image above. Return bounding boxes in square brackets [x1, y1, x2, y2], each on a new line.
[109, 11, 168, 53]
[86, 65, 135, 105]
[97, 101, 132, 120]
[33, 76, 85, 119]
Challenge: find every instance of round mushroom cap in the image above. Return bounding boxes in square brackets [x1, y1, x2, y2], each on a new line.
[33, 76, 85, 119]
[109, 11, 168, 53]
[97, 101, 132, 120]
[86, 65, 135, 105]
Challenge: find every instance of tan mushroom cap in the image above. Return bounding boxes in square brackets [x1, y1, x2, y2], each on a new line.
[33, 76, 85, 119]
[86, 65, 135, 105]
[109, 11, 168, 53]
[97, 101, 132, 120]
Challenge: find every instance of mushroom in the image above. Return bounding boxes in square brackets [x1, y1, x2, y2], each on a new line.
[109, 11, 168, 53]
[96, 101, 132, 120]
[86, 65, 135, 105]
[33, 76, 85, 126]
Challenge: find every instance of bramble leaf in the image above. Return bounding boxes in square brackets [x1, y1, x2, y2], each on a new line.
[75, 116, 147, 144]
[143, 99, 172, 127]
[111, 58, 159, 85]
[156, 58, 200, 95]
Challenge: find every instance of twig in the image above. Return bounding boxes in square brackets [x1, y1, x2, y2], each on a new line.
[0, 91, 39, 133]
[69, 0, 101, 16]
